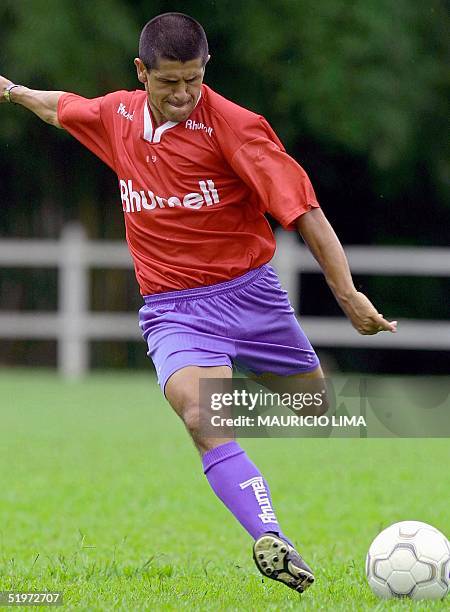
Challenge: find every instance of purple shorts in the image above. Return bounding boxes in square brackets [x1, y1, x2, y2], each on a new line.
[139, 264, 319, 393]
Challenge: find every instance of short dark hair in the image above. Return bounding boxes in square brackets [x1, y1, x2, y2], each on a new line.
[139, 12, 209, 70]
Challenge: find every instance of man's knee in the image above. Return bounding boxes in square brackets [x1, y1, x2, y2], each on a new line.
[293, 369, 329, 416]
[301, 382, 330, 417]
[315, 391, 329, 417]
[255, 370, 330, 417]
[180, 401, 203, 439]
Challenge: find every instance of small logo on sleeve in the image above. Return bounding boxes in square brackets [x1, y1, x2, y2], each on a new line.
[117, 103, 134, 121]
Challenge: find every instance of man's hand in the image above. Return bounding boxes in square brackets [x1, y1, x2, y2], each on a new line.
[338, 290, 397, 335]
[0, 75, 14, 103]
[0, 75, 63, 126]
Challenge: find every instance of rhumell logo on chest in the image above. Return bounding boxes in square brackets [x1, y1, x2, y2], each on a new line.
[120, 178, 220, 212]
[185, 119, 213, 137]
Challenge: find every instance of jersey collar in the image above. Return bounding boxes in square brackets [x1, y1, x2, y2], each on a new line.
[142, 91, 203, 144]
[143, 104, 177, 144]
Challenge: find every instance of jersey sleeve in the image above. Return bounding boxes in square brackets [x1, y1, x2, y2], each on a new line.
[227, 117, 320, 230]
[57, 93, 115, 170]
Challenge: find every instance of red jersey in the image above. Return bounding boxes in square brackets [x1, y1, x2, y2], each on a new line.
[57, 85, 319, 295]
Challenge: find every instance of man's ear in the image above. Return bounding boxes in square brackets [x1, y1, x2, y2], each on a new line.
[200, 55, 211, 78]
[134, 58, 148, 84]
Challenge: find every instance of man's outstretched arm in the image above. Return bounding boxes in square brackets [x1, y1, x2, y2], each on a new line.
[296, 208, 397, 335]
[0, 75, 64, 128]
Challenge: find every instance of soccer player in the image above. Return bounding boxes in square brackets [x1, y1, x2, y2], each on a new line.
[0, 12, 397, 595]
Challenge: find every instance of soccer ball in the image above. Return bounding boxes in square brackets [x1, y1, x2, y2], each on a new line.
[366, 521, 450, 600]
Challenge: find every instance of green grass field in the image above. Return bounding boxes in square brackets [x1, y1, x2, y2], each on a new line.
[0, 370, 448, 611]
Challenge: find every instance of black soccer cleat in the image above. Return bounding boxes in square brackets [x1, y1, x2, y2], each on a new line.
[253, 533, 315, 594]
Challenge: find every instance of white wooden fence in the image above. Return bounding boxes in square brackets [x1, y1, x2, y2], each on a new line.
[0, 224, 449, 378]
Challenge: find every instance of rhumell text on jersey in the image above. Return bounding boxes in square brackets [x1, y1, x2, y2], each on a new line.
[119, 178, 219, 212]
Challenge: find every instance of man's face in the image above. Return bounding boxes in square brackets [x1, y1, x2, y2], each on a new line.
[134, 56, 207, 125]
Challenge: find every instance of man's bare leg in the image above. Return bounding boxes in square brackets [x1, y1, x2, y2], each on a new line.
[164, 364, 315, 594]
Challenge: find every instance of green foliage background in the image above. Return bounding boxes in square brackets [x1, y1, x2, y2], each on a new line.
[0, 0, 448, 370]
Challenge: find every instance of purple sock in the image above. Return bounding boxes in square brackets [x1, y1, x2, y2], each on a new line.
[202, 440, 291, 543]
